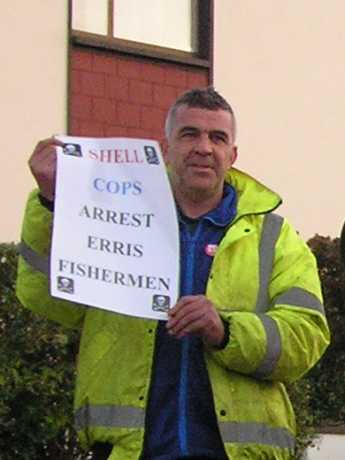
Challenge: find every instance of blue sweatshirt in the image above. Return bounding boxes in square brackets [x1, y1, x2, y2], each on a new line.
[141, 184, 237, 460]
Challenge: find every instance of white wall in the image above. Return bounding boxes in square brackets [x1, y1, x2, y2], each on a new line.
[0, 2, 68, 242]
[214, 1, 345, 239]
[307, 434, 345, 460]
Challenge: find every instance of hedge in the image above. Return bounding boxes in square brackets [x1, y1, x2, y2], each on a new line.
[0, 243, 89, 460]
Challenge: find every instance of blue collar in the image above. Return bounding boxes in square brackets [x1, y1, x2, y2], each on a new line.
[178, 183, 237, 228]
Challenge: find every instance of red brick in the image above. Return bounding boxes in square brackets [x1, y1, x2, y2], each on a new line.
[141, 106, 165, 131]
[175, 87, 189, 99]
[104, 125, 128, 137]
[141, 62, 165, 83]
[79, 120, 105, 137]
[105, 75, 129, 101]
[118, 58, 143, 79]
[70, 94, 93, 120]
[127, 127, 153, 139]
[129, 80, 153, 105]
[71, 49, 93, 71]
[80, 72, 105, 97]
[93, 98, 117, 124]
[117, 102, 141, 128]
[153, 84, 178, 109]
[68, 117, 82, 136]
[165, 67, 188, 87]
[151, 130, 166, 143]
[187, 70, 208, 89]
[92, 53, 117, 74]
[70, 70, 83, 95]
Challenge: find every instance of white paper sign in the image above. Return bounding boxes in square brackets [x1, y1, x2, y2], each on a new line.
[50, 136, 180, 320]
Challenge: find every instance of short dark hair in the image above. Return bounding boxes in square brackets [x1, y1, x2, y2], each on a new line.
[165, 86, 236, 139]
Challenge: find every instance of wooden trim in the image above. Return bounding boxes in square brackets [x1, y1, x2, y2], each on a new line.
[198, 0, 210, 60]
[67, 0, 72, 135]
[71, 31, 211, 68]
[208, 0, 214, 85]
[69, 0, 212, 70]
[108, 0, 114, 37]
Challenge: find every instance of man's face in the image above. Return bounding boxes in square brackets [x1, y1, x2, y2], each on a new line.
[164, 106, 237, 201]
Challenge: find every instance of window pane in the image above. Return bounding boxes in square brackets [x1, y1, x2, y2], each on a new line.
[72, 0, 108, 35]
[113, 0, 197, 52]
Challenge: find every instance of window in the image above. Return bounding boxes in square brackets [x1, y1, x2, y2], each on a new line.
[70, 0, 212, 67]
[72, 0, 108, 35]
[113, 0, 197, 52]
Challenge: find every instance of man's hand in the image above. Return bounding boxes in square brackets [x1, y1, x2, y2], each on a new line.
[29, 137, 64, 201]
[166, 295, 225, 347]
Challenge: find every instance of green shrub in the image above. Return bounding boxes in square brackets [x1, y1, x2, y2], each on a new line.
[306, 235, 345, 429]
[287, 379, 320, 459]
[0, 243, 89, 459]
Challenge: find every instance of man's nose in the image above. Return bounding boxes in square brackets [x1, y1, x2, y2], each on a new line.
[194, 133, 213, 154]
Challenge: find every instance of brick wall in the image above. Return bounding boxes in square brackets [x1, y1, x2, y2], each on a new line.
[69, 47, 209, 140]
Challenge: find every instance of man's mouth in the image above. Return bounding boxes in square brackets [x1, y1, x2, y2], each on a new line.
[187, 162, 214, 170]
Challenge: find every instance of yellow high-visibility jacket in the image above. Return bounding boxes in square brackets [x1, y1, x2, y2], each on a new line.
[16, 168, 330, 460]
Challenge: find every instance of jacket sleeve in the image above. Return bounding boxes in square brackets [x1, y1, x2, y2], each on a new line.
[16, 190, 86, 329]
[212, 217, 330, 384]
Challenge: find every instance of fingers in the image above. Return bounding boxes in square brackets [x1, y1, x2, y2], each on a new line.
[34, 137, 64, 152]
[167, 304, 205, 338]
[30, 137, 64, 162]
[167, 295, 204, 336]
[167, 295, 225, 346]
[168, 295, 198, 316]
[29, 137, 64, 201]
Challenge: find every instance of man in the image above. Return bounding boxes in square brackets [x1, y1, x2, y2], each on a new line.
[17, 87, 330, 460]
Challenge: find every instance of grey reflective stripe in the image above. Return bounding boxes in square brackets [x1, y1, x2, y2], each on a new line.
[219, 421, 295, 450]
[75, 406, 295, 450]
[273, 287, 325, 315]
[74, 405, 145, 431]
[253, 214, 283, 378]
[255, 214, 283, 313]
[252, 315, 282, 379]
[18, 241, 50, 275]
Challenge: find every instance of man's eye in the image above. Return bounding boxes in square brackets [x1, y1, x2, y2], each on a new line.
[181, 130, 197, 138]
[212, 134, 227, 144]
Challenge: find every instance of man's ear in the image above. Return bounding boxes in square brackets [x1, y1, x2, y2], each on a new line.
[230, 145, 238, 166]
[160, 137, 169, 163]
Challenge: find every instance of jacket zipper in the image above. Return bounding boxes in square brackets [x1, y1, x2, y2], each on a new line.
[178, 223, 202, 456]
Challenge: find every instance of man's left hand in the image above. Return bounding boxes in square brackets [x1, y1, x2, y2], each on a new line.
[166, 295, 225, 347]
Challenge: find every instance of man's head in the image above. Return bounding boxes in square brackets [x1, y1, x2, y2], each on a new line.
[163, 87, 238, 208]
[165, 86, 237, 141]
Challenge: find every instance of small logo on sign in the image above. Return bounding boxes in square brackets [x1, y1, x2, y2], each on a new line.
[144, 145, 159, 165]
[63, 143, 82, 157]
[57, 276, 74, 294]
[152, 294, 170, 312]
[205, 244, 218, 257]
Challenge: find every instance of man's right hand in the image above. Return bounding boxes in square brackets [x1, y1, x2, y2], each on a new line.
[29, 137, 65, 201]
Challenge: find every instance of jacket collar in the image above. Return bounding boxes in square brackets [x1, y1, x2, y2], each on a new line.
[225, 167, 282, 218]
